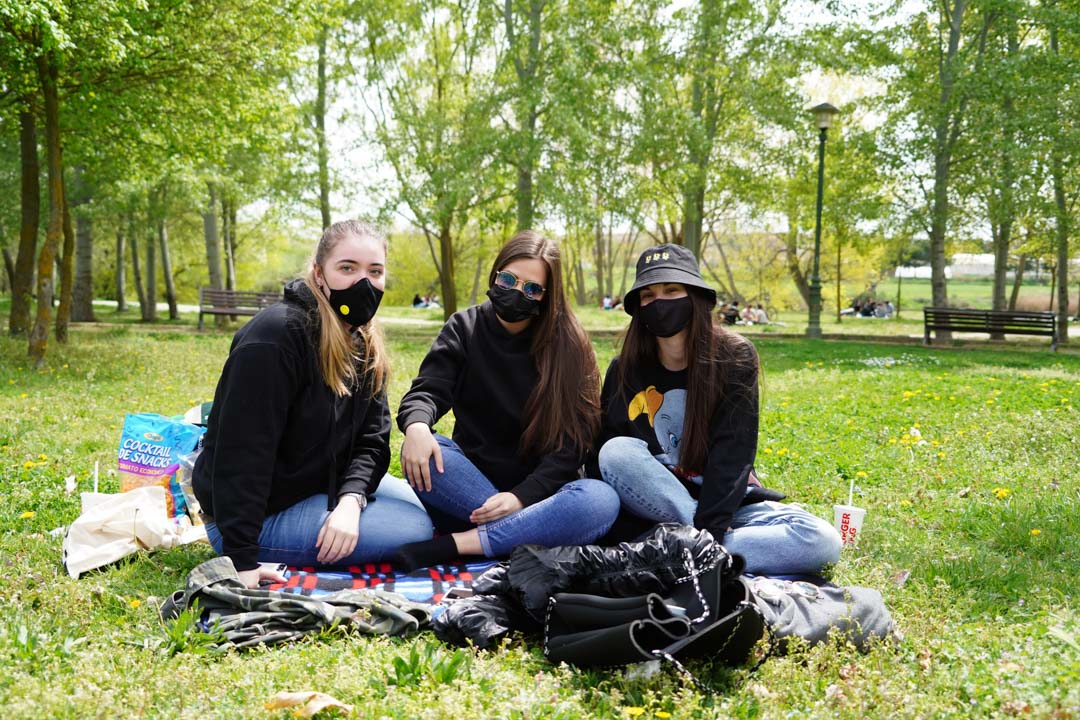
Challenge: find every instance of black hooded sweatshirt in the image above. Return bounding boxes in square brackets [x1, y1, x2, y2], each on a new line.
[193, 280, 391, 571]
[396, 301, 584, 507]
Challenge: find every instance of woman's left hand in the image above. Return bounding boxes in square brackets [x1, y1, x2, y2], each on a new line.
[469, 492, 524, 525]
[316, 496, 362, 564]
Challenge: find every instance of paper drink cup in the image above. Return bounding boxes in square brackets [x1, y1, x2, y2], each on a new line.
[833, 504, 866, 546]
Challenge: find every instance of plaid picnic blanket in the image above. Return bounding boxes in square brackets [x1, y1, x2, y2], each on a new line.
[266, 561, 498, 605]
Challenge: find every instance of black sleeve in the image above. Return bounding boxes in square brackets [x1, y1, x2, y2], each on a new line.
[584, 358, 622, 479]
[510, 439, 586, 507]
[208, 342, 301, 571]
[396, 314, 468, 432]
[693, 341, 760, 538]
[340, 388, 392, 498]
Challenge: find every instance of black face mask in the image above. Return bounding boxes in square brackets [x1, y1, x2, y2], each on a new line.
[638, 296, 693, 337]
[487, 285, 542, 323]
[327, 277, 383, 327]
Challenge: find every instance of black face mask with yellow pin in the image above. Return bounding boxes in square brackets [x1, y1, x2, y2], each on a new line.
[326, 277, 383, 327]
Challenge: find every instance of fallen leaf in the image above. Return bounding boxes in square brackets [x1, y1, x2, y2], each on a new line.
[838, 662, 859, 681]
[958, 486, 972, 498]
[999, 660, 1024, 673]
[1001, 699, 1031, 716]
[918, 648, 933, 672]
[890, 569, 911, 587]
[265, 691, 352, 718]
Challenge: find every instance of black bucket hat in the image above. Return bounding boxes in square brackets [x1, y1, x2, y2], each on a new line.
[624, 244, 717, 315]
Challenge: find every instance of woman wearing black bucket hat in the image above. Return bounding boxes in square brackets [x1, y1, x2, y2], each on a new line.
[592, 244, 841, 576]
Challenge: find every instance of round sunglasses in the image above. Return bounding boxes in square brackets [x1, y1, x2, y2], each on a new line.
[494, 270, 546, 301]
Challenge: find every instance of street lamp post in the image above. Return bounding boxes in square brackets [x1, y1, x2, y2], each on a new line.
[806, 102, 839, 339]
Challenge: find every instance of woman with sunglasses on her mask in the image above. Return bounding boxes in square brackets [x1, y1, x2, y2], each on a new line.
[393, 230, 620, 570]
[594, 244, 841, 576]
[193, 220, 433, 589]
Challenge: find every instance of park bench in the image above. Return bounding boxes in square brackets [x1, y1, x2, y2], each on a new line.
[923, 307, 1057, 350]
[198, 287, 280, 330]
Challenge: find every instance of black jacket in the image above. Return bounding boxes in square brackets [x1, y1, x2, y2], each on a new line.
[396, 302, 584, 507]
[193, 280, 391, 571]
[591, 338, 759, 539]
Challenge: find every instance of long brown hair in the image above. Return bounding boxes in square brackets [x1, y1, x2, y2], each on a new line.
[490, 230, 601, 456]
[302, 220, 390, 397]
[617, 287, 758, 474]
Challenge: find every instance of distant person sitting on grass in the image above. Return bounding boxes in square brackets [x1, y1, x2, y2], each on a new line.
[193, 220, 433, 589]
[412, 293, 426, 308]
[754, 303, 769, 324]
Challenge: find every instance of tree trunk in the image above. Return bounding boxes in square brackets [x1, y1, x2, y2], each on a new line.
[681, 181, 705, 258]
[222, 197, 237, 292]
[1048, 264, 1056, 312]
[438, 219, 457, 319]
[927, 0, 968, 338]
[129, 215, 147, 316]
[468, 252, 483, 306]
[784, 220, 811, 308]
[159, 218, 179, 320]
[71, 166, 95, 322]
[2, 248, 14, 292]
[1049, 22, 1071, 344]
[504, 0, 543, 231]
[29, 52, 63, 366]
[228, 201, 239, 288]
[144, 226, 157, 322]
[202, 183, 225, 326]
[11, 109, 40, 337]
[1008, 253, 1025, 310]
[592, 211, 605, 304]
[316, 25, 332, 229]
[573, 249, 587, 306]
[55, 168, 75, 342]
[114, 223, 127, 312]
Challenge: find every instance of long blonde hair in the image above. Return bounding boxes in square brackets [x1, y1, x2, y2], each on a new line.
[302, 220, 389, 397]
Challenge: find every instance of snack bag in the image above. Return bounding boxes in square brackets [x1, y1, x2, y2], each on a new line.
[118, 413, 205, 519]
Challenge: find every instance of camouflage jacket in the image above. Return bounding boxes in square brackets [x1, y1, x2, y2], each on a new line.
[160, 556, 432, 650]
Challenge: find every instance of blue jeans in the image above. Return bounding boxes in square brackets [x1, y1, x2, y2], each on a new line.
[416, 435, 620, 557]
[598, 436, 841, 576]
[206, 474, 434, 567]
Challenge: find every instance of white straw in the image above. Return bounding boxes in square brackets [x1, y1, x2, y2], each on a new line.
[94, 461, 99, 494]
[848, 475, 855, 506]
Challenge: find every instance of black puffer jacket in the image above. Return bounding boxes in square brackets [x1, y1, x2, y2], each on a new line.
[433, 524, 725, 648]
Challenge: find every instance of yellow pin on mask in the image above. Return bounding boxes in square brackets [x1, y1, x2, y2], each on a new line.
[326, 277, 384, 327]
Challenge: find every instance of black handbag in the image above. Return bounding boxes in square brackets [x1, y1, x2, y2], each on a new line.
[543, 548, 765, 669]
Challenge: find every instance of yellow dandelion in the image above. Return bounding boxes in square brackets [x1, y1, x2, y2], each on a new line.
[128, 599, 142, 609]
[856, 471, 868, 478]
[625, 708, 645, 717]
[20, 511, 35, 519]
[902, 391, 914, 398]
[656, 713, 672, 719]
[1029, 529, 1041, 536]
[937, 452, 945, 458]
[777, 448, 788, 456]
[900, 499, 912, 508]
[38, 453, 47, 460]
[889, 438, 897, 444]
[20, 393, 28, 399]
[62, 364, 68, 368]
[993, 487, 1011, 500]
[7, 379, 13, 385]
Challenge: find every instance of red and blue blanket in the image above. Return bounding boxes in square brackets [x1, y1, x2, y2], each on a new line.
[267, 561, 498, 605]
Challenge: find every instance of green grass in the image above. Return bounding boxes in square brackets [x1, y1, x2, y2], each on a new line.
[1, 323, 1079, 719]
